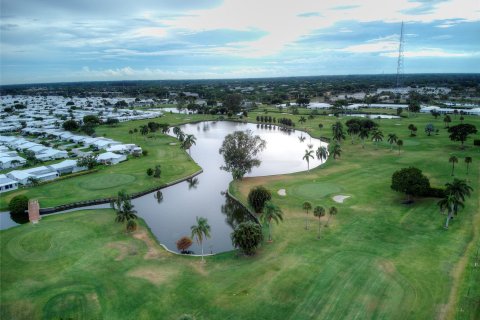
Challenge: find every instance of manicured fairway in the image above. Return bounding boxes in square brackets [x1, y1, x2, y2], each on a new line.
[0, 111, 479, 319]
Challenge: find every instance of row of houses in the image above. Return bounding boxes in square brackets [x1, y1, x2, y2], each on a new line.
[0, 135, 68, 163]
[0, 145, 26, 169]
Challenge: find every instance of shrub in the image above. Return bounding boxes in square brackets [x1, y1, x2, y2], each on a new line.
[474, 139, 480, 146]
[9, 195, 29, 215]
[231, 221, 263, 255]
[422, 187, 445, 198]
[146, 168, 153, 176]
[142, 150, 149, 156]
[248, 186, 272, 213]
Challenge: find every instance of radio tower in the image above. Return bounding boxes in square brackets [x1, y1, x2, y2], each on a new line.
[396, 21, 405, 88]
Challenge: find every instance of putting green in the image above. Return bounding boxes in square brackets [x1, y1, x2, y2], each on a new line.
[290, 182, 342, 199]
[79, 174, 136, 190]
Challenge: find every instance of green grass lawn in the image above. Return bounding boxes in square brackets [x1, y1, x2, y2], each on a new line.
[0, 112, 479, 319]
[0, 113, 216, 210]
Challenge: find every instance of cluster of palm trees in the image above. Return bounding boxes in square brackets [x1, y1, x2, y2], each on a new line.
[302, 201, 338, 239]
[111, 191, 138, 232]
[437, 179, 473, 229]
[172, 126, 197, 154]
[449, 155, 473, 177]
[387, 133, 403, 154]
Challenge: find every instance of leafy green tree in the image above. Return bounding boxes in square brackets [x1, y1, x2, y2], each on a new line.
[387, 133, 398, 151]
[62, 119, 79, 131]
[191, 216, 211, 262]
[448, 124, 477, 149]
[140, 125, 149, 139]
[408, 124, 417, 136]
[302, 201, 312, 230]
[331, 143, 342, 160]
[83, 115, 100, 125]
[391, 167, 430, 201]
[219, 130, 267, 179]
[153, 165, 161, 178]
[77, 155, 97, 170]
[260, 201, 283, 242]
[248, 186, 272, 213]
[231, 221, 263, 255]
[8, 195, 29, 215]
[303, 149, 314, 171]
[326, 206, 338, 227]
[371, 130, 383, 149]
[449, 155, 458, 176]
[224, 93, 243, 113]
[425, 123, 435, 136]
[146, 168, 153, 176]
[316, 146, 328, 163]
[105, 118, 119, 126]
[313, 206, 325, 239]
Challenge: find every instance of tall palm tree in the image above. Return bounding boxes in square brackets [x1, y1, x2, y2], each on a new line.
[181, 134, 197, 155]
[387, 133, 398, 151]
[331, 122, 345, 143]
[260, 202, 283, 242]
[396, 139, 403, 154]
[331, 143, 342, 160]
[449, 155, 458, 176]
[371, 130, 383, 149]
[299, 116, 307, 125]
[347, 123, 360, 144]
[316, 145, 328, 163]
[173, 126, 181, 137]
[438, 179, 473, 229]
[303, 149, 314, 171]
[465, 156, 472, 176]
[326, 206, 338, 227]
[358, 128, 369, 148]
[302, 201, 312, 230]
[313, 206, 325, 239]
[191, 216, 211, 262]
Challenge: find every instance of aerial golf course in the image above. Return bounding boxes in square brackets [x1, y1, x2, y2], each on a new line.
[1, 110, 479, 319]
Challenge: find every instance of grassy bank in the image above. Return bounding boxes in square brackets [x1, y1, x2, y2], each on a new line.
[1, 112, 479, 319]
[0, 113, 214, 210]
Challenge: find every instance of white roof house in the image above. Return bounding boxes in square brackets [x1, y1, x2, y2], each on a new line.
[0, 156, 26, 169]
[48, 159, 86, 174]
[106, 144, 142, 154]
[0, 174, 18, 193]
[36, 149, 69, 161]
[97, 152, 127, 165]
[91, 139, 121, 150]
[7, 166, 59, 185]
[27, 145, 49, 154]
[308, 102, 332, 109]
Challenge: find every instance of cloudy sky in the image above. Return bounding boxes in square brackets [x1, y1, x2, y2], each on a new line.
[1, 0, 479, 84]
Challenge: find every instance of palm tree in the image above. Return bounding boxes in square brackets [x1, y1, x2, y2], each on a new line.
[387, 133, 398, 151]
[302, 201, 312, 230]
[191, 216, 211, 262]
[316, 145, 328, 163]
[173, 126, 181, 137]
[439, 179, 473, 229]
[371, 130, 383, 149]
[331, 143, 342, 160]
[181, 134, 197, 155]
[331, 122, 345, 143]
[358, 128, 369, 148]
[313, 206, 325, 239]
[326, 206, 338, 227]
[303, 149, 314, 171]
[299, 116, 306, 125]
[347, 123, 360, 144]
[396, 139, 403, 154]
[449, 155, 458, 176]
[140, 125, 149, 140]
[465, 156, 472, 176]
[260, 202, 283, 242]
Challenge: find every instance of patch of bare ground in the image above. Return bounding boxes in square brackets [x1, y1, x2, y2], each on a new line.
[132, 229, 167, 260]
[106, 242, 137, 261]
[128, 266, 178, 286]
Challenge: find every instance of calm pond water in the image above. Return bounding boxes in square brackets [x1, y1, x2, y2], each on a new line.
[1, 121, 327, 254]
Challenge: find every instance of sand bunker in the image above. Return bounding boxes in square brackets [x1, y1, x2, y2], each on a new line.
[169, 142, 177, 145]
[333, 195, 350, 203]
[278, 189, 286, 196]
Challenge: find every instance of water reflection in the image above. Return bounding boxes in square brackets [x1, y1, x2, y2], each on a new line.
[154, 190, 163, 204]
[221, 193, 254, 230]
